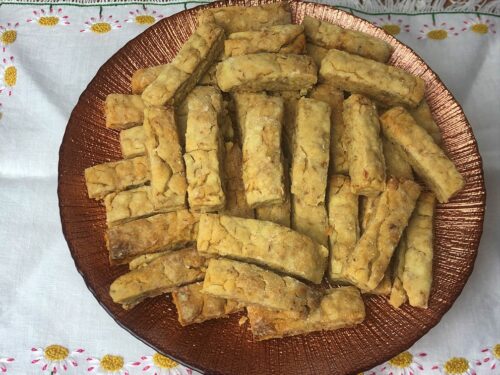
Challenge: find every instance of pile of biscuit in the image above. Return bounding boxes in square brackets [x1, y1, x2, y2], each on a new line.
[84, 2, 464, 341]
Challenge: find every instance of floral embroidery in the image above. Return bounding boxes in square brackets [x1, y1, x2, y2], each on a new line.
[0, 356, 14, 373]
[31, 345, 84, 373]
[418, 22, 459, 40]
[0, 55, 16, 97]
[380, 351, 426, 374]
[125, 8, 163, 26]
[0, 23, 19, 51]
[87, 355, 131, 374]
[432, 357, 476, 375]
[27, 8, 70, 27]
[81, 15, 122, 34]
[373, 16, 410, 36]
[479, 344, 500, 371]
[131, 353, 192, 375]
[462, 17, 496, 35]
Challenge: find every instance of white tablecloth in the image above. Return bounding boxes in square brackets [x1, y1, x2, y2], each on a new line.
[0, 1, 498, 374]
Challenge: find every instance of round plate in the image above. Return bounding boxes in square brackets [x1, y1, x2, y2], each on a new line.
[58, 1, 486, 374]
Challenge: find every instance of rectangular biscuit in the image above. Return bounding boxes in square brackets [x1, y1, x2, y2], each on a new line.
[105, 94, 144, 130]
[303, 15, 393, 62]
[104, 186, 159, 226]
[172, 282, 244, 326]
[109, 248, 208, 309]
[120, 126, 146, 158]
[320, 49, 425, 108]
[380, 107, 464, 203]
[106, 209, 199, 265]
[327, 175, 359, 283]
[197, 214, 329, 284]
[242, 95, 285, 208]
[197, 3, 292, 34]
[343, 94, 386, 196]
[221, 142, 254, 218]
[217, 53, 317, 92]
[184, 86, 225, 211]
[143, 106, 187, 211]
[84, 156, 149, 200]
[224, 25, 305, 58]
[291, 98, 331, 245]
[142, 23, 224, 106]
[344, 178, 421, 290]
[402, 192, 435, 308]
[247, 286, 365, 341]
[202, 258, 319, 314]
[309, 83, 348, 174]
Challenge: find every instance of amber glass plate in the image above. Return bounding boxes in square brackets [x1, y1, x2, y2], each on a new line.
[58, 1, 486, 374]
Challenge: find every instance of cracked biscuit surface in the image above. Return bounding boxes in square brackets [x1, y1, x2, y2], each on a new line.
[142, 23, 224, 106]
[217, 53, 317, 92]
[106, 209, 199, 264]
[224, 25, 305, 57]
[303, 15, 393, 62]
[197, 3, 291, 34]
[242, 95, 285, 208]
[202, 258, 319, 314]
[344, 178, 421, 291]
[320, 49, 425, 108]
[184, 86, 225, 212]
[84, 156, 149, 200]
[119, 126, 146, 159]
[105, 94, 144, 130]
[380, 107, 464, 203]
[109, 248, 208, 309]
[172, 282, 244, 326]
[343, 94, 386, 196]
[327, 175, 359, 283]
[144, 106, 187, 211]
[247, 286, 365, 340]
[197, 214, 328, 284]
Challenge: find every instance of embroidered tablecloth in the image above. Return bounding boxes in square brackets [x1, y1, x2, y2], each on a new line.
[0, 1, 498, 374]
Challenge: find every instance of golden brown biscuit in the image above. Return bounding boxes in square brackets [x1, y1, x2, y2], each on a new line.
[197, 214, 329, 284]
[380, 107, 464, 203]
[84, 156, 149, 200]
[247, 286, 365, 340]
[320, 49, 425, 108]
[343, 94, 386, 196]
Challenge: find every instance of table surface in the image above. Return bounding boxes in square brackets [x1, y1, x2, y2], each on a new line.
[0, 1, 498, 374]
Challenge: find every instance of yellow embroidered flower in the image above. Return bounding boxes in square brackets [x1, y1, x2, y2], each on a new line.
[126, 8, 163, 26]
[462, 18, 496, 35]
[432, 357, 476, 375]
[1, 55, 17, 96]
[81, 15, 122, 34]
[31, 345, 84, 372]
[26, 8, 70, 27]
[0, 23, 19, 51]
[373, 17, 410, 36]
[480, 344, 500, 370]
[418, 22, 459, 40]
[87, 354, 131, 374]
[130, 353, 192, 374]
[380, 351, 426, 375]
